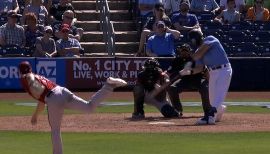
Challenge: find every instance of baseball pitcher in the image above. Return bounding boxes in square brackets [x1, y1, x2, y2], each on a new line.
[18, 61, 127, 154]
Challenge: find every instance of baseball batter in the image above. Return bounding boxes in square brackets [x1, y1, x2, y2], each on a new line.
[18, 61, 127, 154]
[182, 29, 232, 125]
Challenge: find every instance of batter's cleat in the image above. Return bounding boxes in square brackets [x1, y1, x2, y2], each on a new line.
[215, 105, 227, 122]
[132, 112, 145, 119]
[106, 77, 127, 88]
[196, 116, 215, 125]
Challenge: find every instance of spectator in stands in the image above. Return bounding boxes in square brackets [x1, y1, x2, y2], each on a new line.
[53, 10, 83, 41]
[23, 13, 44, 51]
[22, 0, 48, 25]
[56, 24, 81, 57]
[220, 0, 245, 13]
[138, 0, 162, 26]
[164, 0, 181, 15]
[50, 0, 74, 24]
[146, 20, 181, 57]
[33, 25, 57, 57]
[137, 3, 171, 56]
[190, 0, 220, 13]
[246, 0, 270, 11]
[0, 0, 19, 15]
[246, 0, 269, 21]
[0, 10, 25, 47]
[214, 0, 240, 24]
[171, 0, 201, 34]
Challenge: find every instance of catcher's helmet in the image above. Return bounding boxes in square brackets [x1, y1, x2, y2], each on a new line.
[143, 58, 160, 70]
[18, 61, 32, 74]
[188, 29, 203, 47]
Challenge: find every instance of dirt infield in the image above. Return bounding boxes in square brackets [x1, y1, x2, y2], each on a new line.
[0, 113, 270, 133]
[0, 92, 270, 133]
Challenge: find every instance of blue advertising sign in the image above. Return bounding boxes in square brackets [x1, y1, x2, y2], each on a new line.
[36, 58, 66, 86]
[0, 58, 35, 89]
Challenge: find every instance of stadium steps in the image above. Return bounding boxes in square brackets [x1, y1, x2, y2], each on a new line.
[80, 42, 138, 56]
[72, 1, 130, 10]
[73, 0, 138, 56]
[75, 21, 136, 31]
[81, 31, 138, 42]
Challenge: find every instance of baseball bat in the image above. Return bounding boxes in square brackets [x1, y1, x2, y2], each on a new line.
[150, 73, 183, 98]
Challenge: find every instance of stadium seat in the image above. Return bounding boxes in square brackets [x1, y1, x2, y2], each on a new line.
[196, 13, 215, 23]
[256, 43, 270, 57]
[230, 21, 253, 31]
[226, 30, 250, 43]
[254, 31, 270, 43]
[201, 21, 222, 30]
[0, 45, 32, 57]
[232, 43, 258, 57]
[221, 43, 234, 56]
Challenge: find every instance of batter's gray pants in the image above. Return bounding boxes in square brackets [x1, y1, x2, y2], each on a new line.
[45, 84, 114, 154]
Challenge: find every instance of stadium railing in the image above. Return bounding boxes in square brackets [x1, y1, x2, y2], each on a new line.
[96, 0, 116, 56]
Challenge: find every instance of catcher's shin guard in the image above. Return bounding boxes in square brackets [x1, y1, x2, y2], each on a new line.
[160, 104, 180, 118]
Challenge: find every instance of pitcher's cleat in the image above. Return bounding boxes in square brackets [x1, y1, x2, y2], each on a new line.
[106, 77, 127, 88]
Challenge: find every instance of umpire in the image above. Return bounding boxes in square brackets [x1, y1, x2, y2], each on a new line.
[167, 43, 211, 116]
[132, 58, 180, 119]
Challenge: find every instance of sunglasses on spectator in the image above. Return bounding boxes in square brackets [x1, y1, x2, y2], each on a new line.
[64, 16, 74, 20]
[256, 1, 263, 4]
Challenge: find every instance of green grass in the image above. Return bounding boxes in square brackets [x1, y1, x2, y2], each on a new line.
[1, 101, 270, 116]
[0, 131, 270, 154]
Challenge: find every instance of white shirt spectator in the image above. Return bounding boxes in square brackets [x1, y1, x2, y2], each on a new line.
[164, 0, 181, 14]
[220, 0, 245, 11]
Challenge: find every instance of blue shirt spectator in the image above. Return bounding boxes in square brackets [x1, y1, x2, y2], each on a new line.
[56, 24, 81, 57]
[146, 20, 181, 57]
[190, 0, 220, 13]
[147, 32, 175, 56]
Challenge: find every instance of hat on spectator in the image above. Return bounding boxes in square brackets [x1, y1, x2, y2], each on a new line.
[179, 0, 190, 7]
[44, 26, 53, 32]
[7, 10, 21, 18]
[154, 3, 165, 11]
[61, 24, 70, 32]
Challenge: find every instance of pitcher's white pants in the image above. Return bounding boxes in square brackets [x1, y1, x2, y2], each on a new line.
[209, 65, 232, 109]
[45, 84, 113, 154]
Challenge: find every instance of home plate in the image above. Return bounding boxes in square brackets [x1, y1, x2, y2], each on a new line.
[149, 122, 175, 125]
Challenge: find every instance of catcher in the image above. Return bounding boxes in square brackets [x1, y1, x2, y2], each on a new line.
[18, 61, 127, 154]
[166, 43, 212, 117]
[132, 58, 180, 119]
